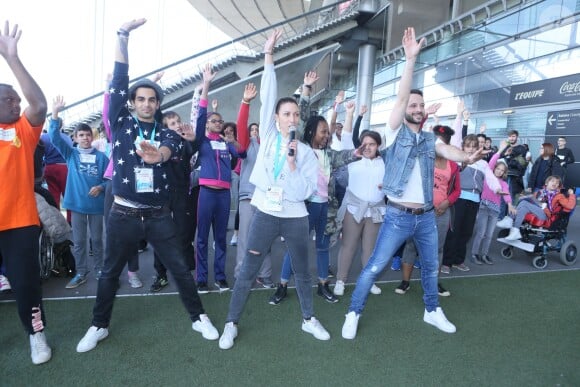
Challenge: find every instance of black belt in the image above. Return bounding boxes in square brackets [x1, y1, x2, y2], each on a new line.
[388, 202, 434, 215]
[112, 203, 168, 218]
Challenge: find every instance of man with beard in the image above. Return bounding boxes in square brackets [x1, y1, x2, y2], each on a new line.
[341, 27, 487, 339]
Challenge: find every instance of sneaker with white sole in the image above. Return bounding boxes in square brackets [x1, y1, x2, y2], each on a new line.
[333, 280, 345, 296]
[76, 326, 109, 353]
[423, 307, 456, 333]
[496, 216, 514, 229]
[342, 311, 360, 339]
[0, 274, 11, 292]
[394, 280, 410, 295]
[370, 284, 382, 295]
[128, 272, 143, 288]
[66, 273, 87, 289]
[230, 234, 238, 246]
[30, 331, 51, 365]
[218, 322, 238, 350]
[505, 227, 522, 241]
[301, 317, 330, 340]
[192, 314, 219, 340]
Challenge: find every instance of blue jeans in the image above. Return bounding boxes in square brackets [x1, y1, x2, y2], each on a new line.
[226, 210, 313, 323]
[281, 201, 330, 282]
[349, 205, 440, 313]
[92, 204, 205, 328]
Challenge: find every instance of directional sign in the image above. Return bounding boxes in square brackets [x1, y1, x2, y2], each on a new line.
[545, 109, 580, 135]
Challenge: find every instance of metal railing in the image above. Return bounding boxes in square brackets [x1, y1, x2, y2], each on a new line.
[58, 0, 363, 131]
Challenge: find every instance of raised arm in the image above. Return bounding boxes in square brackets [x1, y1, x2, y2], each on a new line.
[259, 30, 282, 136]
[388, 27, 425, 131]
[236, 82, 257, 152]
[0, 21, 47, 126]
[48, 96, 72, 159]
[299, 71, 319, 123]
[114, 18, 146, 64]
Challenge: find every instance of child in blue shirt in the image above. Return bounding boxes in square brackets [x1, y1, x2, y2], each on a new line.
[49, 96, 109, 289]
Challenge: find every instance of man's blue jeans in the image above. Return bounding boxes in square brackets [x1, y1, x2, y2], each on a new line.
[349, 205, 440, 313]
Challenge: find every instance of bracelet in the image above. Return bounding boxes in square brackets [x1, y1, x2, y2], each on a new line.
[117, 29, 129, 38]
[264, 51, 273, 55]
[303, 84, 312, 90]
[241, 99, 250, 105]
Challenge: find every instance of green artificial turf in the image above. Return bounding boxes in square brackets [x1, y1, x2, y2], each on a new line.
[1, 270, 579, 386]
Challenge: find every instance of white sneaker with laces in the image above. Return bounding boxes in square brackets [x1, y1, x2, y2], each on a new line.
[333, 280, 345, 296]
[0, 274, 11, 292]
[192, 314, 219, 340]
[496, 216, 514, 229]
[301, 317, 330, 341]
[128, 273, 143, 288]
[77, 326, 109, 352]
[230, 234, 238, 246]
[505, 227, 522, 241]
[370, 284, 382, 295]
[218, 322, 238, 350]
[423, 307, 456, 333]
[342, 311, 360, 339]
[30, 331, 51, 365]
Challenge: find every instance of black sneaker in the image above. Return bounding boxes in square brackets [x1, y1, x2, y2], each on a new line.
[327, 267, 335, 278]
[471, 254, 484, 265]
[481, 255, 494, 265]
[438, 283, 451, 297]
[215, 280, 230, 291]
[268, 284, 287, 305]
[394, 280, 410, 295]
[197, 282, 209, 294]
[150, 276, 169, 292]
[317, 283, 339, 303]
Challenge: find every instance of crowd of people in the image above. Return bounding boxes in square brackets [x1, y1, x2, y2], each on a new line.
[0, 19, 576, 365]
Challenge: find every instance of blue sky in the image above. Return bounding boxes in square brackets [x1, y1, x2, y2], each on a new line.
[2, 0, 229, 105]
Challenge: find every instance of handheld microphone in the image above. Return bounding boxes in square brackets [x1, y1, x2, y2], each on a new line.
[288, 126, 296, 156]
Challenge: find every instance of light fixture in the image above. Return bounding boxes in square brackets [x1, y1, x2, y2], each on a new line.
[502, 109, 514, 115]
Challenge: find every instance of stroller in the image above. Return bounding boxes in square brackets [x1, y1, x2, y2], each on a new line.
[497, 192, 577, 269]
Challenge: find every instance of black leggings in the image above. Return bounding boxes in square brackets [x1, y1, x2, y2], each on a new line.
[0, 225, 45, 334]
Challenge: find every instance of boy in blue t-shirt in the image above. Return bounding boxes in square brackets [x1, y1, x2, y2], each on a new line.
[48, 96, 109, 289]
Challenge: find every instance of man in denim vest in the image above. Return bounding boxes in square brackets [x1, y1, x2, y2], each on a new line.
[342, 27, 487, 339]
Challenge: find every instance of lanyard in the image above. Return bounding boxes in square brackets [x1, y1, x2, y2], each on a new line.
[132, 116, 157, 144]
[272, 133, 287, 181]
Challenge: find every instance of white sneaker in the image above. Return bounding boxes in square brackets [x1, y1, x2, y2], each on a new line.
[128, 273, 143, 288]
[192, 314, 219, 340]
[77, 326, 109, 352]
[370, 284, 382, 295]
[301, 317, 330, 341]
[0, 274, 11, 292]
[505, 227, 522, 241]
[230, 234, 238, 246]
[333, 280, 345, 296]
[218, 322, 238, 350]
[30, 331, 51, 365]
[342, 311, 360, 339]
[496, 216, 513, 229]
[423, 307, 456, 333]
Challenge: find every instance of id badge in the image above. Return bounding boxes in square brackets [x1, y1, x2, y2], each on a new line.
[135, 167, 154, 193]
[79, 153, 96, 164]
[264, 186, 284, 212]
[210, 140, 227, 151]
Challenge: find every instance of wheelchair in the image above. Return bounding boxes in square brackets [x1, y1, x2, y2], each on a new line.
[497, 210, 577, 269]
[38, 227, 54, 280]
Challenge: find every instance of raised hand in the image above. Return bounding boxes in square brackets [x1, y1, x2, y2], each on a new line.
[119, 18, 147, 34]
[335, 90, 345, 105]
[52, 95, 66, 118]
[425, 103, 442, 115]
[359, 104, 368, 116]
[402, 27, 425, 60]
[0, 21, 21, 60]
[264, 29, 282, 53]
[212, 99, 218, 111]
[303, 71, 319, 87]
[177, 123, 195, 142]
[243, 83, 257, 102]
[345, 100, 356, 113]
[202, 63, 217, 85]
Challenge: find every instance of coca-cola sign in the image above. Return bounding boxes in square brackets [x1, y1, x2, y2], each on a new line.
[510, 73, 580, 107]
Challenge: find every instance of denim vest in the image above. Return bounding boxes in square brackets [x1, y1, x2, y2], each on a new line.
[382, 124, 435, 205]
